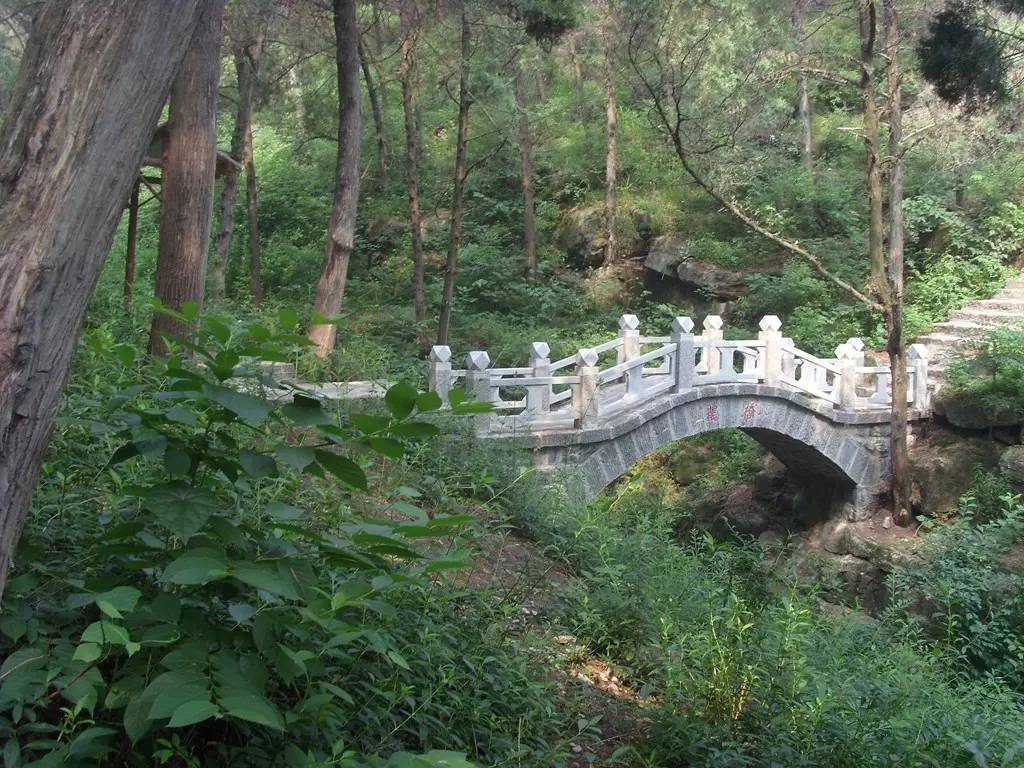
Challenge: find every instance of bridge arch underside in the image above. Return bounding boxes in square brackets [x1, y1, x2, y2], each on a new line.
[529, 388, 892, 522]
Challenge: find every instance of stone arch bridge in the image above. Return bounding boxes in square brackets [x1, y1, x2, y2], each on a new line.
[428, 315, 932, 520]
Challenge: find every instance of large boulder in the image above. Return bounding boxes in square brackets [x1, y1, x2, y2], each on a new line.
[1000, 445, 1024, 490]
[556, 205, 654, 270]
[933, 389, 1024, 430]
[909, 427, 1003, 516]
[644, 235, 751, 300]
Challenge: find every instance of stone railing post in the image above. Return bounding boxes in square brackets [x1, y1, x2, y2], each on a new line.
[835, 345, 858, 409]
[702, 315, 723, 375]
[464, 350, 493, 434]
[617, 314, 641, 360]
[573, 348, 600, 427]
[618, 315, 643, 398]
[526, 341, 551, 414]
[846, 337, 865, 367]
[908, 343, 930, 411]
[671, 316, 695, 393]
[428, 345, 453, 405]
[757, 315, 782, 386]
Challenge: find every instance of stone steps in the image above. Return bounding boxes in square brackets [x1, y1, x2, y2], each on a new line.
[915, 269, 1024, 390]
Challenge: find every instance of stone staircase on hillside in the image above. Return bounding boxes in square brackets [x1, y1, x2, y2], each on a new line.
[917, 270, 1024, 384]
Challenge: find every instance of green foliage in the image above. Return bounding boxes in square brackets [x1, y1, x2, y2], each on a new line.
[887, 495, 1024, 689]
[945, 327, 1024, 422]
[0, 312, 533, 767]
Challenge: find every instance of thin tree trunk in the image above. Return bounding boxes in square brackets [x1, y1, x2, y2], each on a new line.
[360, 35, 388, 189]
[792, 0, 813, 173]
[602, 19, 618, 267]
[437, 9, 472, 346]
[124, 177, 141, 308]
[308, 0, 363, 357]
[245, 120, 262, 305]
[514, 59, 538, 278]
[211, 40, 263, 301]
[532, 54, 547, 102]
[148, 0, 227, 356]
[884, 0, 910, 525]
[400, 0, 428, 353]
[567, 31, 585, 120]
[860, 1, 887, 303]
[0, 0, 204, 600]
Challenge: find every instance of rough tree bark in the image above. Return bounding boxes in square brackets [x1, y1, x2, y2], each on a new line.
[436, 9, 472, 346]
[400, 0, 428, 353]
[245, 112, 262, 305]
[359, 35, 389, 189]
[148, 0, 227, 356]
[792, 0, 813, 173]
[514, 58, 538, 278]
[884, 0, 911, 525]
[860, 1, 887, 304]
[212, 38, 265, 302]
[0, 0, 204, 600]
[602, 12, 619, 267]
[124, 177, 141, 308]
[308, 0, 364, 357]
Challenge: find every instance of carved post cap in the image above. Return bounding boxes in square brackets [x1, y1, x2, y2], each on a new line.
[618, 314, 640, 331]
[835, 343, 856, 360]
[703, 315, 724, 331]
[846, 337, 865, 352]
[576, 348, 599, 367]
[466, 350, 491, 370]
[672, 316, 695, 334]
[758, 315, 782, 332]
[430, 345, 452, 363]
[529, 341, 551, 361]
[908, 343, 929, 361]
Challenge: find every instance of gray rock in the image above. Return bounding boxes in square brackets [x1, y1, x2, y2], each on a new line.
[1000, 445, 1024, 489]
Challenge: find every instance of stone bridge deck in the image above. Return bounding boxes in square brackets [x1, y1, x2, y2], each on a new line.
[428, 315, 931, 520]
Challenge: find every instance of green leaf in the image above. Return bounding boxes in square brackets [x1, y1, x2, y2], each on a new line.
[204, 384, 272, 425]
[278, 307, 299, 329]
[368, 437, 406, 458]
[165, 404, 198, 425]
[203, 316, 232, 344]
[384, 382, 418, 419]
[416, 391, 444, 412]
[282, 394, 330, 426]
[81, 621, 131, 646]
[231, 560, 300, 600]
[275, 445, 315, 471]
[315, 450, 367, 490]
[350, 412, 391, 434]
[68, 726, 117, 758]
[391, 421, 441, 439]
[144, 482, 219, 541]
[163, 448, 191, 478]
[72, 642, 102, 663]
[168, 700, 219, 728]
[239, 450, 277, 479]
[264, 501, 303, 520]
[107, 442, 140, 467]
[161, 549, 229, 585]
[219, 693, 284, 730]
[95, 586, 141, 619]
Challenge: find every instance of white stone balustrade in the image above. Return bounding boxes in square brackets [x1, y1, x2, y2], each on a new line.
[427, 314, 932, 432]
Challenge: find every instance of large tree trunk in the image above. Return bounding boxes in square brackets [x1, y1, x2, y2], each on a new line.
[124, 177, 141, 308]
[400, 0, 428, 353]
[359, 35, 389, 190]
[308, 0, 364, 357]
[884, 0, 911, 525]
[792, 0, 813, 173]
[0, 0, 204, 601]
[211, 40, 264, 302]
[514, 59, 538, 278]
[245, 118, 262, 305]
[602, 11, 618, 267]
[859, 1, 887, 303]
[437, 9, 472, 346]
[148, 1, 227, 356]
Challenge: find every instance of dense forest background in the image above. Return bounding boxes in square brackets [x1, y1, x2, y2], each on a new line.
[2, 0, 1024, 766]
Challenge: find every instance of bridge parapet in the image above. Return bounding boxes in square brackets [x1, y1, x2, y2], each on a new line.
[428, 315, 931, 436]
